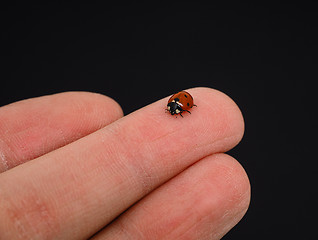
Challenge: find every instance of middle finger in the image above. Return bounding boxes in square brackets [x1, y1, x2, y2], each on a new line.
[0, 87, 244, 239]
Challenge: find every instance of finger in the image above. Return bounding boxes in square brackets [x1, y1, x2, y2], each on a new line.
[0, 87, 244, 239]
[93, 153, 250, 240]
[0, 92, 123, 172]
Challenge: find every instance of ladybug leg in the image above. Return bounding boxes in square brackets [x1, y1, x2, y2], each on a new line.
[193, 104, 197, 107]
[179, 112, 184, 118]
[185, 110, 191, 114]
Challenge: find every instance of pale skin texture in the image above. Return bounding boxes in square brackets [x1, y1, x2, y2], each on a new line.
[0, 87, 250, 239]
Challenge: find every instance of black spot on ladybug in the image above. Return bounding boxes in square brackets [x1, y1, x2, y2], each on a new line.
[184, 94, 188, 98]
[187, 102, 190, 106]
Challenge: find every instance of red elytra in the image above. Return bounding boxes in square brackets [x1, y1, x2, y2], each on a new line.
[166, 91, 196, 117]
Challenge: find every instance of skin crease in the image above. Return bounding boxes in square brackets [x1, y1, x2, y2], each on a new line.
[0, 87, 250, 240]
[0, 92, 123, 172]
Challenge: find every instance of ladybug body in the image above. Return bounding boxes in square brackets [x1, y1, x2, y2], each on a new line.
[166, 91, 196, 117]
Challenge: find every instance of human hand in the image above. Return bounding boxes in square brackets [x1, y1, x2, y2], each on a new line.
[0, 87, 250, 239]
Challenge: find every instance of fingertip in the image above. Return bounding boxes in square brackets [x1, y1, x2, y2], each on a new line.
[194, 153, 251, 239]
[175, 153, 250, 239]
[186, 87, 245, 150]
[54, 91, 124, 124]
[96, 153, 250, 240]
[210, 88, 245, 143]
[0, 92, 123, 172]
[211, 153, 251, 212]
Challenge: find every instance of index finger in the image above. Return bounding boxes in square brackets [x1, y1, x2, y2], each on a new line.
[0, 87, 244, 239]
[0, 92, 123, 172]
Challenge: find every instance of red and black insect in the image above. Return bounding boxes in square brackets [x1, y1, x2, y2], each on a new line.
[166, 91, 196, 117]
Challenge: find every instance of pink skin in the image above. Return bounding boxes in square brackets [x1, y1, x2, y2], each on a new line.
[0, 88, 250, 240]
[0, 92, 123, 172]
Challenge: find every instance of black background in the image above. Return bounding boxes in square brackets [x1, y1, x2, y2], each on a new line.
[1, 2, 317, 239]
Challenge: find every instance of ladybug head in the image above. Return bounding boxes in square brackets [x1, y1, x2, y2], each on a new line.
[167, 100, 183, 115]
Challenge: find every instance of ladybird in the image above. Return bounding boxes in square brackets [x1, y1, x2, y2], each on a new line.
[166, 91, 196, 117]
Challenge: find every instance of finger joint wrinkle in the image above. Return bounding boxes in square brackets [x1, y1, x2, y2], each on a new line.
[0, 150, 8, 171]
